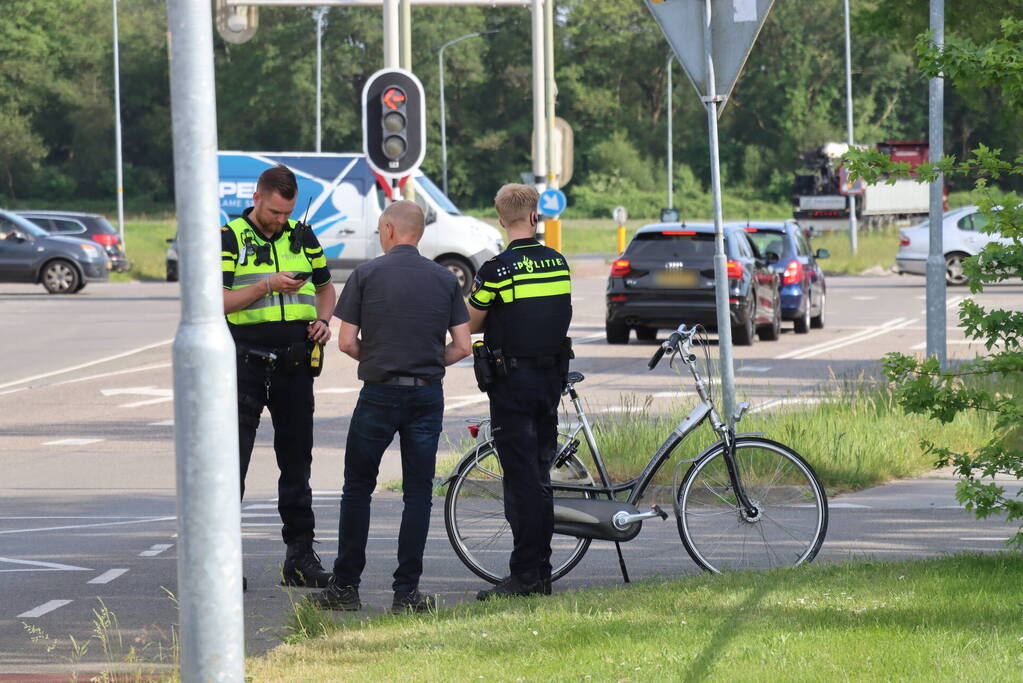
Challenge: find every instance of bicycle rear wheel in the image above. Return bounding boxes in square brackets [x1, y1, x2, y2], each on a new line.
[676, 437, 828, 573]
[444, 442, 594, 584]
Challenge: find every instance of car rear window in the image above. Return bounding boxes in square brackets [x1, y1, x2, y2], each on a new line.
[86, 217, 118, 234]
[626, 232, 719, 263]
[745, 230, 787, 257]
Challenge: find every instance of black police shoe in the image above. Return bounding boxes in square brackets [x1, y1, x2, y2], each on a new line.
[281, 532, 332, 588]
[475, 575, 546, 601]
[310, 578, 361, 611]
[391, 589, 436, 614]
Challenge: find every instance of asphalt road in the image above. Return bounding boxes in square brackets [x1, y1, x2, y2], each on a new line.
[1, 264, 1021, 675]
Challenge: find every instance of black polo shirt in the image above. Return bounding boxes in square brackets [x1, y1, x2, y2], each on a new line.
[468, 238, 572, 357]
[334, 244, 469, 383]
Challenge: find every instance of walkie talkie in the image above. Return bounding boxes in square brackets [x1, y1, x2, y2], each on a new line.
[290, 197, 313, 253]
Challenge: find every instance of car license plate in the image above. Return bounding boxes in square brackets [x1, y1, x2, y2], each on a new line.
[655, 270, 698, 288]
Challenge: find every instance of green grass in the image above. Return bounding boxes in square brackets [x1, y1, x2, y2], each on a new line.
[567, 384, 996, 493]
[112, 219, 177, 282]
[247, 553, 1023, 682]
[811, 225, 900, 275]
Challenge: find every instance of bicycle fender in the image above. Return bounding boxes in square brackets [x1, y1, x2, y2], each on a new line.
[442, 440, 495, 486]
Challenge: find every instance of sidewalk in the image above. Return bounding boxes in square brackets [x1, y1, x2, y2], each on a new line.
[832, 467, 1023, 510]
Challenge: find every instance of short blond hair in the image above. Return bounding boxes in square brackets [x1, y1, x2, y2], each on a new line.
[494, 183, 539, 225]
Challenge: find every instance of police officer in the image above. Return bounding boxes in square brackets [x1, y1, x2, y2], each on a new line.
[222, 164, 337, 589]
[468, 183, 572, 600]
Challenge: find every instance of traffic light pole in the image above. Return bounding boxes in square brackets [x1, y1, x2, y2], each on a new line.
[702, 0, 736, 427]
[166, 0, 245, 680]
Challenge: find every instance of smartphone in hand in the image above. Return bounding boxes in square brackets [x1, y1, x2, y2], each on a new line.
[291, 271, 312, 281]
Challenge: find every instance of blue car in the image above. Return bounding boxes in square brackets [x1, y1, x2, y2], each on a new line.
[736, 221, 829, 334]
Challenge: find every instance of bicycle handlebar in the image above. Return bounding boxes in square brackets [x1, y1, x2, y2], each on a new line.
[647, 325, 696, 370]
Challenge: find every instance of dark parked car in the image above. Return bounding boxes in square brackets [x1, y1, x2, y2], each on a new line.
[0, 209, 111, 293]
[606, 223, 781, 345]
[15, 210, 128, 272]
[739, 221, 829, 333]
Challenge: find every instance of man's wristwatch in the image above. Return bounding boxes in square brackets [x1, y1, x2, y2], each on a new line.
[317, 318, 330, 327]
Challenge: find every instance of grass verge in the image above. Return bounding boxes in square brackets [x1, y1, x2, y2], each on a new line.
[250, 553, 1023, 681]
[585, 384, 995, 493]
[112, 219, 177, 282]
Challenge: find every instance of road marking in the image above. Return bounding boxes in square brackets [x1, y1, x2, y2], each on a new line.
[851, 296, 877, 301]
[575, 333, 608, 344]
[0, 516, 176, 535]
[42, 438, 104, 446]
[959, 537, 1010, 542]
[446, 395, 489, 411]
[53, 362, 172, 386]
[149, 419, 174, 426]
[317, 387, 359, 394]
[773, 317, 907, 359]
[0, 557, 90, 572]
[827, 503, 873, 509]
[88, 568, 129, 584]
[775, 318, 918, 360]
[0, 338, 173, 390]
[139, 544, 173, 557]
[739, 365, 772, 372]
[750, 397, 822, 413]
[101, 386, 173, 408]
[18, 600, 73, 618]
[0, 388, 27, 396]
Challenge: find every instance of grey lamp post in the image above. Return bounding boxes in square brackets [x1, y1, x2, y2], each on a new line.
[437, 29, 498, 196]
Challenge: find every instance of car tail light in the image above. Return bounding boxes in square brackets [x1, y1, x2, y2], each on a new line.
[610, 295, 627, 302]
[726, 260, 743, 279]
[899, 236, 910, 247]
[610, 259, 631, 277]
[745, 227, 759, 233]
[782, 259, 803, 285]
[92, 234, 119, 247]
[661, 230, 696, 235]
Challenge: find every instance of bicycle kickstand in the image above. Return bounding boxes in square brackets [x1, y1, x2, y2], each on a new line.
[614, 542, 630, 584]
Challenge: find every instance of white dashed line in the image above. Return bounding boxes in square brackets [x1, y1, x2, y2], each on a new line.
[739, 365, 773, 372]
[959, 537, 1010, 542]
[88, 568, 129, 584]
[149, 419, 174, 426]
[18, 600, 73, 618]
[139, 544, 174, 557]
[42, 438, 104, 447]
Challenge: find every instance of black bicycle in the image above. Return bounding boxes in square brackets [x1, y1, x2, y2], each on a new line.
[444, 323, 828, 583]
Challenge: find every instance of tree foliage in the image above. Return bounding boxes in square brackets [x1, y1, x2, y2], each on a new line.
[0, 0, 1020, 215]
[846, 18, 1023, 546]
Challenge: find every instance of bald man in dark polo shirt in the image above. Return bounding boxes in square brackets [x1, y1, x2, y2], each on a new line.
[312, 200, 471, 614]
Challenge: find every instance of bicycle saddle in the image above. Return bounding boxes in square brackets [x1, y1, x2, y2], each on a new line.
[566, 371, 585, 384]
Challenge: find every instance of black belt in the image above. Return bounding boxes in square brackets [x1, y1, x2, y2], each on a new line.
[367, 376, 441, 387]
[507, 356, 558, 370]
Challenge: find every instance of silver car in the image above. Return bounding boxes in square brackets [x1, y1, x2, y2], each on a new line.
[895, 205, 1010, 285]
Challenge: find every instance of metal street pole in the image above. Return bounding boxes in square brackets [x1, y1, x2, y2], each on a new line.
[383, 0, 399, 67]
[314, 7, 327, 152]
[166, 0, 244, 680]
[438, 30, 497, 197]
[702, 0, 736, 426]
[926, 0, 947, 368]
[400, 0, 411, 70]
[843, 0, 858, 254]
[667, 52, 673, 210]
[112, 0, 125, 249]
[531, 0, 546, 193]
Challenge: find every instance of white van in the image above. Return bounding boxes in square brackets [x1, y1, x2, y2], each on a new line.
[167, 151, 503, 291]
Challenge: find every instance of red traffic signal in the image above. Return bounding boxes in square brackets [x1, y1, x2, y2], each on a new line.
[383, 87, 406, 110]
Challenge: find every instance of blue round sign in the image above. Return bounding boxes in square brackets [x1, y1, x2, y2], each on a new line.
[538, 189, 568, 217]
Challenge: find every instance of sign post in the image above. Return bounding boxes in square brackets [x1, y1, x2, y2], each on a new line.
[538, 188, 567, 251]
[644, 0, 775, 426]
[613, 205, 628, 254]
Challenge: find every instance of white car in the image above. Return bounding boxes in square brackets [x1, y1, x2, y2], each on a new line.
[895, 205, 1009, 285]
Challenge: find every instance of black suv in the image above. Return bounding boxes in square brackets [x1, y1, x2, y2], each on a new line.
[605, 222, 781, 345]
[16, 210, 128, 272]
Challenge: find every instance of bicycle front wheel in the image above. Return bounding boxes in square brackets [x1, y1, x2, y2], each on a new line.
[676, 437, 828, 573]
[444, 442, 593, 584]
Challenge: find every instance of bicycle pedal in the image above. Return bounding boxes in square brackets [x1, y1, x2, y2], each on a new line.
[650, 505, 668, 520]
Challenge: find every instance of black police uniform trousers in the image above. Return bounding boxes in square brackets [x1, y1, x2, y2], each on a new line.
[236, 352, 316, 544]
[488, 363, 564, 582]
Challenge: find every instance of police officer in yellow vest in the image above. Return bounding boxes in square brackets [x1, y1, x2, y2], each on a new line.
[222, 164, 337, 589]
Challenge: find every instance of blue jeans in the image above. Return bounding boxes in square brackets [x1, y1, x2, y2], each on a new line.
[332, 383, 444, 591]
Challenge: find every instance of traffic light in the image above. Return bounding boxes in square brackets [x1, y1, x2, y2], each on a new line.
[362, 69, 425, 178]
